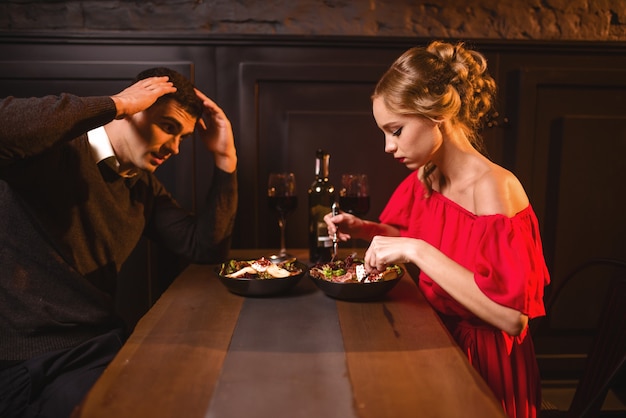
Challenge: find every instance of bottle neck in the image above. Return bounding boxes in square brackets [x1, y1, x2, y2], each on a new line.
[315, 153, 330, 181]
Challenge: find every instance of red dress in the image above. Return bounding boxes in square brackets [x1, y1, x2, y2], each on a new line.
[379, 172, 550, 418]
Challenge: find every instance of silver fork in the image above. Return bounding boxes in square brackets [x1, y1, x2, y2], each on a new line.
[331, 201, 340, 261]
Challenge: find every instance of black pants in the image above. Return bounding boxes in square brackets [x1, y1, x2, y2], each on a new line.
[0, 328, 125, 418]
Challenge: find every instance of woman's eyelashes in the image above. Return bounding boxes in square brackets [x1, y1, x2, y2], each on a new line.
[392, 127, 403, 137]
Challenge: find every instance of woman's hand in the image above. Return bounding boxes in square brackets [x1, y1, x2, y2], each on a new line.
[194, 88, 237, 173]
[364, 236, 416, 272]
[324, 211, 364, 242]
[325, 212, 402, 245]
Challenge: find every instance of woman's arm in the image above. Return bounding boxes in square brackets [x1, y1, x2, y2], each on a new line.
[365, 236, 528, 336]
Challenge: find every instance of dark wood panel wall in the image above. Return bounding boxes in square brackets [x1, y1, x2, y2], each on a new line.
[1, 34, 625, 331]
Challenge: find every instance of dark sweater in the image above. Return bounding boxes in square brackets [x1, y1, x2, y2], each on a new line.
[0, 94, 237, 361]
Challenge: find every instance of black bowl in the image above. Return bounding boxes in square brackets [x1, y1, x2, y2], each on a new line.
[216, 261, 308, 297]
[308, 268, 403, 301]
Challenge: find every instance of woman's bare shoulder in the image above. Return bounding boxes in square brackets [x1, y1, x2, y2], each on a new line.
[473, 164, 529, 217]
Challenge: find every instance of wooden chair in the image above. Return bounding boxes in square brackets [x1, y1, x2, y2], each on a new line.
[535, 258, 626, 417]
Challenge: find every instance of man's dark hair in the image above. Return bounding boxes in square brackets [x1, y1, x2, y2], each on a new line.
[134, 67, 203, 119]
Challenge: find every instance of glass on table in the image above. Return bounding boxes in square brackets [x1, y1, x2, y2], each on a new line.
[339, 173, 370, 217]
[267, 172, 297, 262]
[338, 173, 370, 250]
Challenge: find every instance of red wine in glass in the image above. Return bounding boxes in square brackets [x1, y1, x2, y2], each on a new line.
[339, 174, 370, 217]
[268, 195, 298, 217]
[267, 172, 297, 261]
[338, 195, 370, 216]
[339, 174, 369, 249]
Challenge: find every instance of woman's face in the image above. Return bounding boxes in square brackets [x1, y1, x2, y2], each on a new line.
[123, 99, 197, 173]
[372, 97, 442, 171]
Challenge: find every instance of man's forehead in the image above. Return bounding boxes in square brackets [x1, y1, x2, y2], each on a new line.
[151, 100, 197, 123]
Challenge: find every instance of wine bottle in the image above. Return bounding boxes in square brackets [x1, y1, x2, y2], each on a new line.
[308, 149, 335, 263]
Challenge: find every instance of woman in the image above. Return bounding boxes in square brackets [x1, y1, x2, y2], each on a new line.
[326, 41, 550, 418]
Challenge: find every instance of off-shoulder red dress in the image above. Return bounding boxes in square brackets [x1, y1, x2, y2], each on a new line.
[379, 172, 550, 418]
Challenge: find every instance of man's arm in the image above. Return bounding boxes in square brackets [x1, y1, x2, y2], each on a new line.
[142, 88, 238, 263]
[0, 76, 176, 162]
[0, 95, 116, 162]
[144, 169, 238, 264]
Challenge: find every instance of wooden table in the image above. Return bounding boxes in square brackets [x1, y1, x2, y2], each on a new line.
[74, 249, 506, 418]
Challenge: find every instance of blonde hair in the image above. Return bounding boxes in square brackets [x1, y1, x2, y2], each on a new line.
[373, 41, 496, 192]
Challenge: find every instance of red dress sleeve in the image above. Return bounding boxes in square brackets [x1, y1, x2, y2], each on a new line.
[378, 172, 418, 232]
[379, 172, 550, 320]
[472, 209, 550, 319]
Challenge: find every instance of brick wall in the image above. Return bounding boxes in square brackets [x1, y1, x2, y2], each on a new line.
[1, 0, 625, 41]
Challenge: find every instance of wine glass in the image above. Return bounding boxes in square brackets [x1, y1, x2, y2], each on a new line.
[267, 172, 298, 262]
[339, 174, 370, 217]
[339, 174, 370, 250]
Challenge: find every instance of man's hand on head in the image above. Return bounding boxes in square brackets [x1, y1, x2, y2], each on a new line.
[111, 76, 177, 119]
[194, 88, 237, 173]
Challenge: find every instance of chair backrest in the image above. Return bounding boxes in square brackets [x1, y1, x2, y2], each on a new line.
[536, 258, 626, 417]
[568, 266, 626, 417]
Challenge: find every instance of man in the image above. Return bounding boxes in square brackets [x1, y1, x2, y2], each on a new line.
[0, 68, 238, 417]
